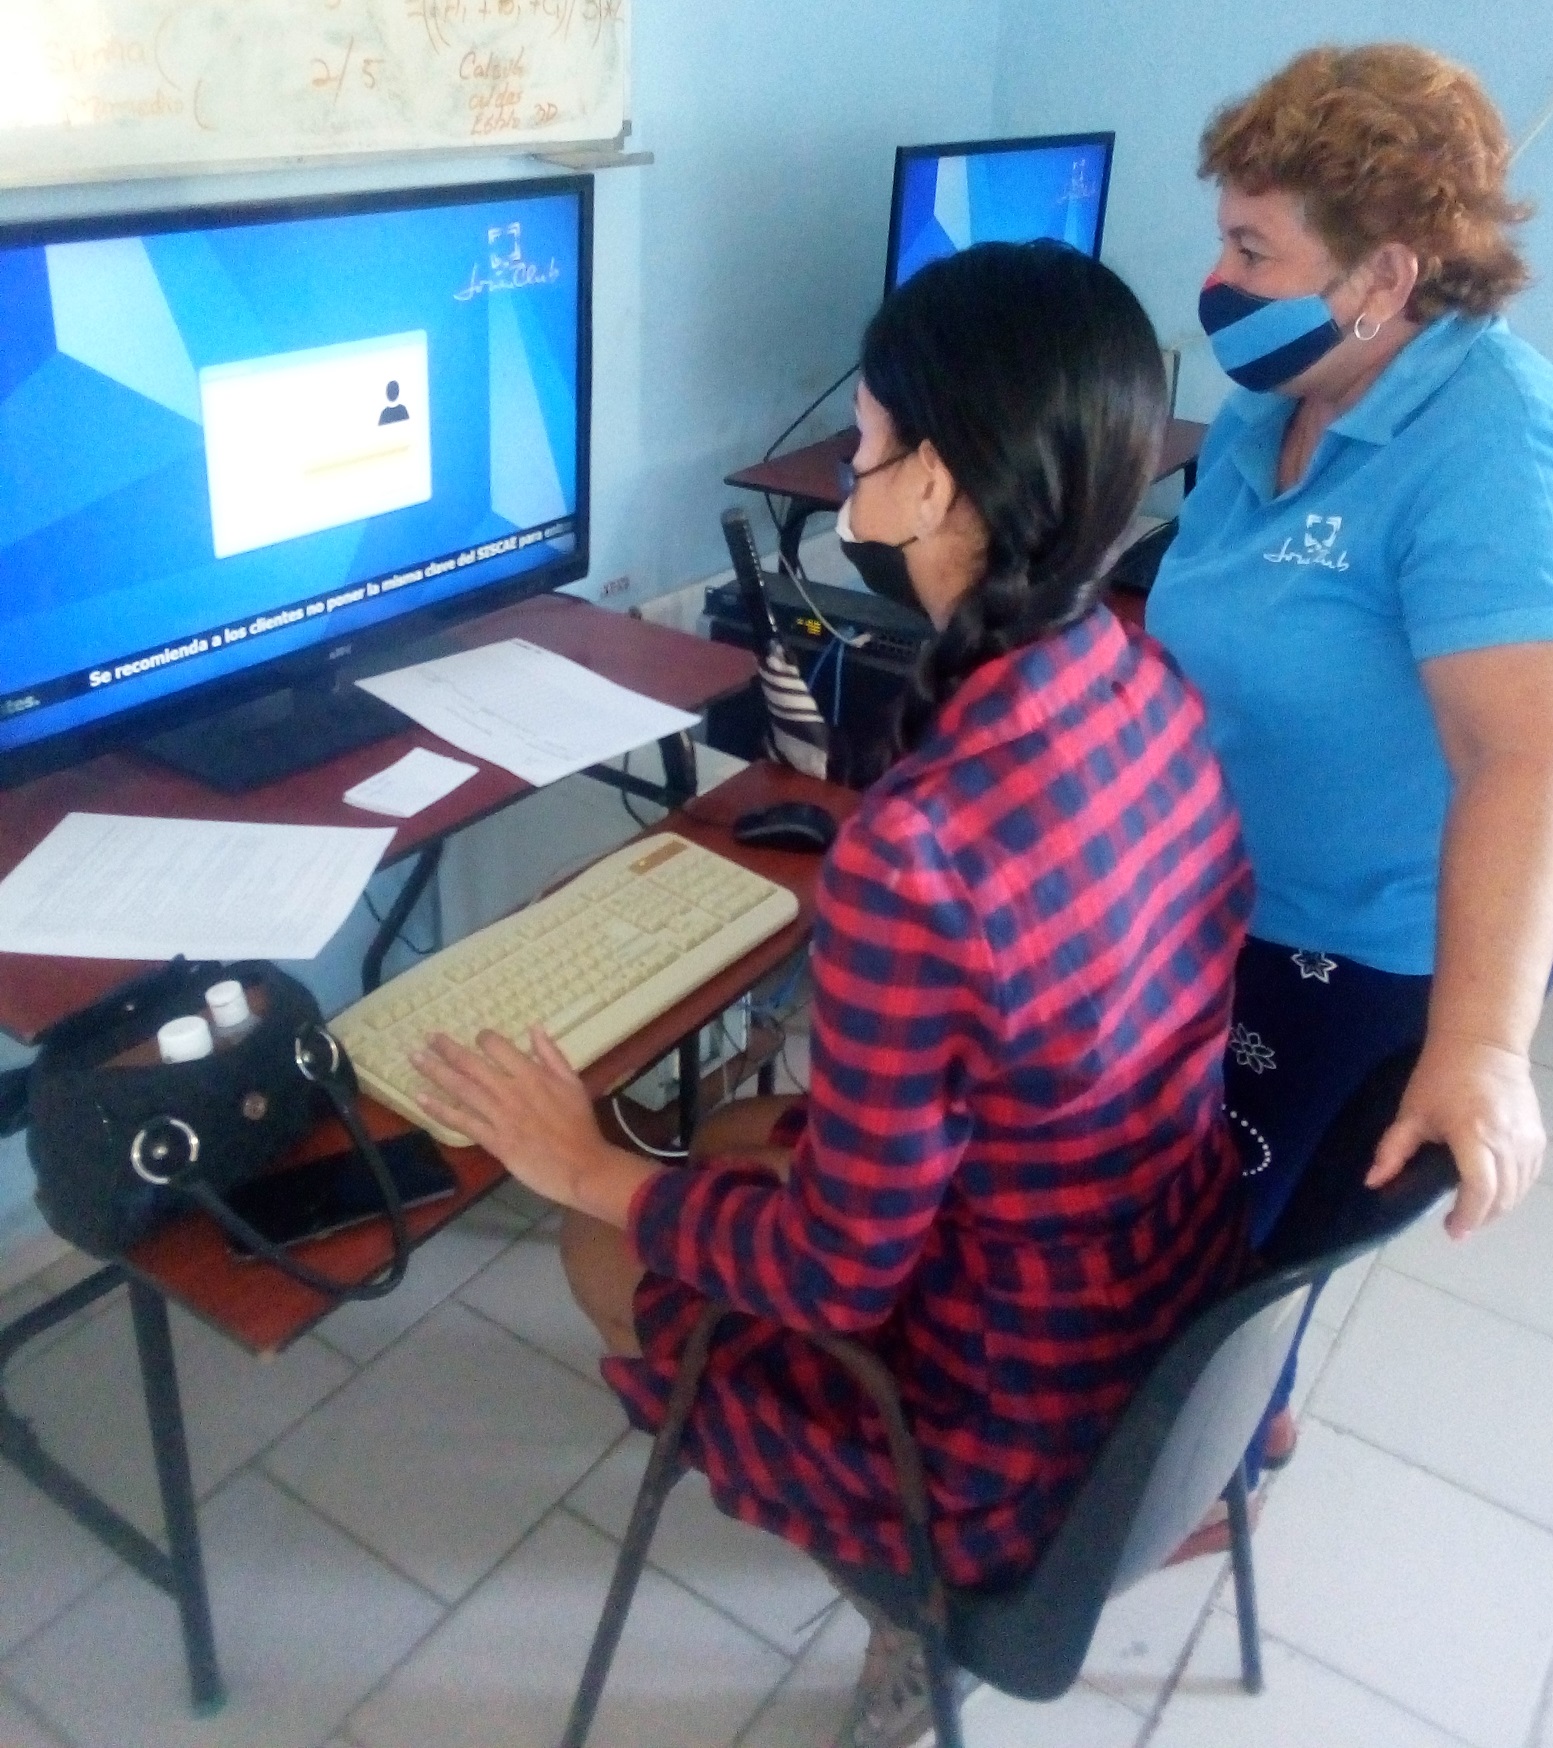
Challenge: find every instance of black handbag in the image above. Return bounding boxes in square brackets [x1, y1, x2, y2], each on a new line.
[11, 958, 411, 1301]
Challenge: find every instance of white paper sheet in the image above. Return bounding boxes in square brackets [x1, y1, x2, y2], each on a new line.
[355, 638, 699, 788]
[0, 814, 395, 962]
[343, 747, 479, 819]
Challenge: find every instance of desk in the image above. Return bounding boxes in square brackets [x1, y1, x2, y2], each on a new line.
[726, 418, 1209, 577]
[0, 593, 756, 1038]
[0, 604, 814, 1710]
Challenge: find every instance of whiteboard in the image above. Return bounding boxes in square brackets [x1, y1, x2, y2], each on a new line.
[0, 0, 630, 188]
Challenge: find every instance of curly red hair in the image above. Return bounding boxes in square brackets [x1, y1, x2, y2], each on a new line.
[1200, 44, 1531, 321]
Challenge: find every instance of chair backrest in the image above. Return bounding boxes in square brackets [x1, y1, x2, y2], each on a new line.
[947, 1097, 1456, 1702]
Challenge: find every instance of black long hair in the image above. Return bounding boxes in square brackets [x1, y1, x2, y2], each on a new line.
[861, 241, 1167, 753]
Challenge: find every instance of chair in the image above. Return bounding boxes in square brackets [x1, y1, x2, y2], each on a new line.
[559, 1058, 1456, 1748]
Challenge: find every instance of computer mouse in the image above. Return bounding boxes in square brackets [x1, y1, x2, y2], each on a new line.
[731, 801, 839, 854]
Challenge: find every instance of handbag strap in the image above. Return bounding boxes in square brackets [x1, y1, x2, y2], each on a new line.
[166, 1024, 413, 1303]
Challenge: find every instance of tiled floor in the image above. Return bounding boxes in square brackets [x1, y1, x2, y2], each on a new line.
[4, 1041, 1553, 1748]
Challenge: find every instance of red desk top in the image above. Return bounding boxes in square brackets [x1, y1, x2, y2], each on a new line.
[0, 595, 756, 1044]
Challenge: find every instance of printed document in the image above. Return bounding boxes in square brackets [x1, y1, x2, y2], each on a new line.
[0, 815, 395, 962]
[344, 748, 479, 819]
[355, 639, 700, 787]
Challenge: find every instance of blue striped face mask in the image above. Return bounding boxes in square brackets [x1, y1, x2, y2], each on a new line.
[1198, 274, 1344, 392]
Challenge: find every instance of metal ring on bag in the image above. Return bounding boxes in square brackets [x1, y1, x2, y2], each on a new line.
[294, 1025, 341, 1084]
[130, 1116, 200, 1185]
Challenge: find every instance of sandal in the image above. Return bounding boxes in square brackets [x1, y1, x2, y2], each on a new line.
[833, 1623, 976, 1748]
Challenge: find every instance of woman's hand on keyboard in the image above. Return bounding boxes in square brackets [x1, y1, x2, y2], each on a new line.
[412, 1028, 658, 1228]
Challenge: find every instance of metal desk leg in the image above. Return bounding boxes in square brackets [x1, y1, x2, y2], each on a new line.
[0, 1268, 226, 1713]
[778, 500, 816, 580]
[677, 1035, 701, 1150]
[657, 732, 697, 809]
[362, 842, 443, 995]
[128, 1281, 225, 1713]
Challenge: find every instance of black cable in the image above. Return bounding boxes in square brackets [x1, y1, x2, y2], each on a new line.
[762, 361, 859, 462]
[362, 891, 435, 957]
[757, 363, 859, 582]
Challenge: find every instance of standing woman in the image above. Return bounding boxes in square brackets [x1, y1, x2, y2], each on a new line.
[1149, 44, 1553, 1469]
[415, 242, 1253, 1748]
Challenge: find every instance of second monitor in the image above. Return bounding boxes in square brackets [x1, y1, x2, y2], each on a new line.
[884, 131, 1115, 292]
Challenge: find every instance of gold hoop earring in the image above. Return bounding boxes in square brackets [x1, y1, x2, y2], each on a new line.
[1353, 312, 1383, 343]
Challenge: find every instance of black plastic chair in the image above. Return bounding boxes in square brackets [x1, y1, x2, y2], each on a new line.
[560, 1057, 1455, 1748]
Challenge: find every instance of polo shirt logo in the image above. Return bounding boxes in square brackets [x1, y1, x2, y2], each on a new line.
[1264, 514, 1351, 572]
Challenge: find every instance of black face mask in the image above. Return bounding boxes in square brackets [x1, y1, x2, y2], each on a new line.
[837, 500, 921, 613]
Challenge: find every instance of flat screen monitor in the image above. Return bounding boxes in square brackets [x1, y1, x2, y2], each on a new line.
[884, 132, 1114, 293]
[0, 174, 592, 789]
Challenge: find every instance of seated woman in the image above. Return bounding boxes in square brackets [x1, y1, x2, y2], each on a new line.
[414, 241, 1253, 1748]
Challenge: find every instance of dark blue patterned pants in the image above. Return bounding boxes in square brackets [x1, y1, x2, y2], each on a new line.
[1227, 935, 1432, 1482]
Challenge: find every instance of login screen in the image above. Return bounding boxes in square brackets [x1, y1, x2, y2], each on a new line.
[0, 183, 587, 754]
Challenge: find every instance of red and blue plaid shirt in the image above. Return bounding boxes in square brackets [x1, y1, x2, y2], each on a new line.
[605, 608, 1252, 1587]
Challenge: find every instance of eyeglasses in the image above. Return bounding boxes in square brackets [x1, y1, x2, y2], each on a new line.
[836, 450, 910, 497]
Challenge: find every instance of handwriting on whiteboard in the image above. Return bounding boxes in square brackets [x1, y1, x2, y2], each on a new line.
[0, 0, 630, 185]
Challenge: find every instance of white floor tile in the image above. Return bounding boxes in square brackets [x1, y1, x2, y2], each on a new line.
[348, 1509, 789, 1748]
[736, 1601, 868, 1748]
[955, 1679, 1142, 1748]
[0, 1682, 70, 1748]
[5, 1471, 441, 1748]
[264, 1300, 625, 1603]
[1152, 1611, 1470, 1748]
[1310, 1269, 1553, 1528]
[0, 1458, 118, 1658]
[6, 1296, 351, 1539]
[1308, 1251, 1377, 1333]
[1250, 1421, 1553, 1748]
[567, 1433, 840, 1655]
[455, 1221, 610, 1389]
[1385, 1179, 1553, 1340]
[1081, 1556, 1223, 1714]
[315, 1190, 537, 1365]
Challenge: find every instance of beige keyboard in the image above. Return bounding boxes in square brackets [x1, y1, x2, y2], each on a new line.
[333, 832, 800, 1144]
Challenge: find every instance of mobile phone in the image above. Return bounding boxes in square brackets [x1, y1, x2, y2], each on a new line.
[225, 1129, 457, 1256]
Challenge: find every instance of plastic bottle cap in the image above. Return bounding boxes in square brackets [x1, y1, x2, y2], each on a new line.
[205, 980, 251, 1032]
[158, 1015, 215, 1063]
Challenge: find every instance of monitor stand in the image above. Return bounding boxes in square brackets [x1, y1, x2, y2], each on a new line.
[139, 681, 410, 794]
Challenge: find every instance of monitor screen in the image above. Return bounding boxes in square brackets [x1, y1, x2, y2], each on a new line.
[884, 132, 1114, 292]
[0, 175, 592, 783]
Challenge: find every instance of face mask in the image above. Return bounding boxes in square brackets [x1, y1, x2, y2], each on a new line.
[837, 499, 921, 612]
[1198, 274, 1344, 393]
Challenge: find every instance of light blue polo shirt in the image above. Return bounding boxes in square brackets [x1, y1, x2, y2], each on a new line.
[1148, 314, 1553, 974]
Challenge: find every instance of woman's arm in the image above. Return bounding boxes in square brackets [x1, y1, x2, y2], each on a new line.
[1368, 641, 1553, 1235]
[414, 1026, 660, 1227]
[413, 807, 999, 1332]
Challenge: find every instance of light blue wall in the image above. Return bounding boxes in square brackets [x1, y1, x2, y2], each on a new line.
[594, 0, 1004, 600]
[992, 3, 1553, 419]
[0, 0, 1003, 1266]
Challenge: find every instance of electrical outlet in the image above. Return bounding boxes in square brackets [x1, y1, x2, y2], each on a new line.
[599, 574, 632, 599]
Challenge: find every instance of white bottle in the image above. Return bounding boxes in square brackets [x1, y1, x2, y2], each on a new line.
[205, 980, 258, 1045]
[158, 1014, 215, 1063]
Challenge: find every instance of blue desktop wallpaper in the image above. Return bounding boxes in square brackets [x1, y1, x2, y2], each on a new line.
[891, 139, 1111, 288]
[0, 186, 585, 755]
